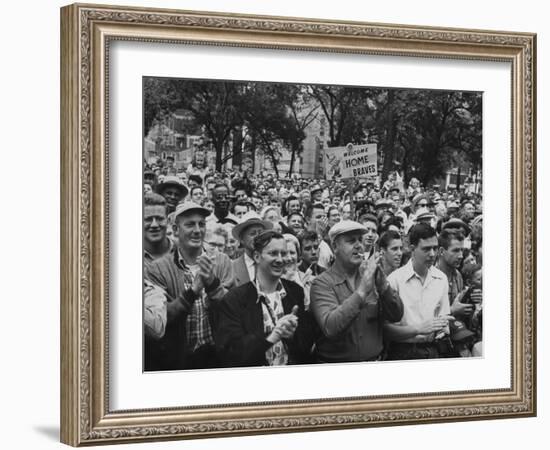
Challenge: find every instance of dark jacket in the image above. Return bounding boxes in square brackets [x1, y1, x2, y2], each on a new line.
[215, 279, 318, 367]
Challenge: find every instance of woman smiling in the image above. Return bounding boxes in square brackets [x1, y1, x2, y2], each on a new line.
[215, 231, 317, 367]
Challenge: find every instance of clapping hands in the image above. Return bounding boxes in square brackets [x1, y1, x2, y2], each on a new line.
[267, 306, 299, 343]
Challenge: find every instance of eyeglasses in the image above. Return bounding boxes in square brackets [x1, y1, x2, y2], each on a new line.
[205, 241, 225, 249]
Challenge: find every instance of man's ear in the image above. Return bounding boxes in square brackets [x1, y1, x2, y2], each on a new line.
[253, 250, 261, 265]
[172, 223, 179, 238]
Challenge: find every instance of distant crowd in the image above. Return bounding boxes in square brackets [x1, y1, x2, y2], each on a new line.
[143, 153, 483, 371]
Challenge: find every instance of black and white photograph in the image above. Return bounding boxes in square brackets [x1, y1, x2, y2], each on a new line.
[142, 77, 483, 372]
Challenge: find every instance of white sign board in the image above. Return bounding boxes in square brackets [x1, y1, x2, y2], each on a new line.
[324, 143, 377, 179]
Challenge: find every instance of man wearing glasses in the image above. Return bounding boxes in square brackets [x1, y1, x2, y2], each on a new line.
[203, 225, 228, 256]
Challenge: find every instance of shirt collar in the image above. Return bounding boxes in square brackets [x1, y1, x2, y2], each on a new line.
[244, 252, 255, 268]
[254, 279, 287, 304]
[403, 259, 444, 282]
[326, 262, 359, 291]
[174, 246, 205, 270]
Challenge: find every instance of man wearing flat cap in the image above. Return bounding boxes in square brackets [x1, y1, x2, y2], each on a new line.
[156, 175, 189, 215]
[310, 220, 404, 363]
[232, 211, 274, 287]
[146, 202, 234, 371]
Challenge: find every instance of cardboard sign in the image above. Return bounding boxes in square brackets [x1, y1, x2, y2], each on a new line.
[324, 143, 377, 179]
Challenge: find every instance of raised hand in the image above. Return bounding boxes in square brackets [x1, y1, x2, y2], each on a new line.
[197, 254, 215, 286]
[451, 288, 474, 317]
[267, 312, 299, 343]
[357, 255, 378, 299]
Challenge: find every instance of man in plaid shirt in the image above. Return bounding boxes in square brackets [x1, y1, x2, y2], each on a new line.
[146, 202, 234, 371]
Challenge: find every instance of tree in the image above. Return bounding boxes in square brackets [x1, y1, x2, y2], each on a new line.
[271, 84, 319, 176]
[308, 85, 375, 147]
[393, 90, 482, 186]
[177, 81, 246, 171]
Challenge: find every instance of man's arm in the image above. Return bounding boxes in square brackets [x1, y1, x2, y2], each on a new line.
[206, 253, 235, 301]
[146, 260, 196, 325]
[375, 268, 404, 322]
[143, 282, 167, 340]
[384, 317, 451, 342]
[310, 276, 364, 338]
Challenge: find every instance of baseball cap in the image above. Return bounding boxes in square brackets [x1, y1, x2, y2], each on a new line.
[448, 319, 475, 342]
[173, 201, 211, 219]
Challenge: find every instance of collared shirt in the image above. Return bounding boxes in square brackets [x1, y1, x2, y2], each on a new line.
[143, 279, 167, 340]
[317, 240, 334, 270]
[387, 260, 450, 343]
[255, 280, 288, 365]
[244, 252, 256, 282]
[206, 212, 238, 225]
[310, 264, 403, 362]
[174, 250, 213, 351]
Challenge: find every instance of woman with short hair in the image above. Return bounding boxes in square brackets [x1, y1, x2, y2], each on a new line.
[215, 231, 316, 367]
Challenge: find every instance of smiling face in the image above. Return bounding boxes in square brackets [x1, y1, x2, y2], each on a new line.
[144, 205, 167, 244]
[175, 212, 206, 251]
[288, 214, 304, 234]
[254, 238, 287, 281]
[213, 185, 230, 213]
[287, 199, 301, 215]
[327, 208, 341, 228]
[162, 186, 184, 210]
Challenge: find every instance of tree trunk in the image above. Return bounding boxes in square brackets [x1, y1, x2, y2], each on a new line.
[381, 90, 396, 182]
[215, 141, 224, 172]
[231, 127, 243, 167]
[288, 144, 298, 177]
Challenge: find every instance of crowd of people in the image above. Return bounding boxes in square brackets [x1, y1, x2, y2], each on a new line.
[143, 156, 483, 371]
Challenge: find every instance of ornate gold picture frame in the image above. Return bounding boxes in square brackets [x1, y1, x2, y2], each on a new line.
[60, 3, 536, 446]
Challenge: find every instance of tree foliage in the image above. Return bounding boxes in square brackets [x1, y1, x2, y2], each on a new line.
[144, 78, 482, 182]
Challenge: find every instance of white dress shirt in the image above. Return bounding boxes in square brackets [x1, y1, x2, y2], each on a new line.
[387, 260, 450, 343]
